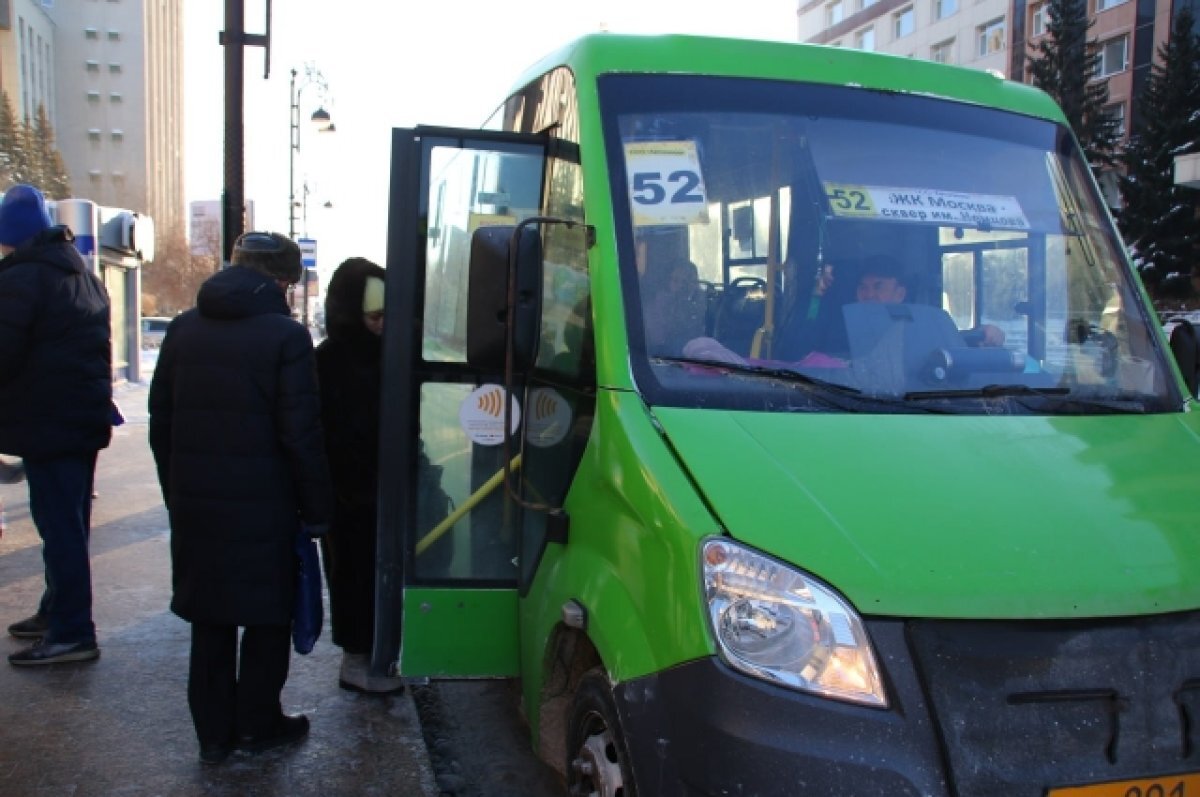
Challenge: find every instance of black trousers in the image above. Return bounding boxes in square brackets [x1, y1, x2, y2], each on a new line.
[188, 622, 291, 746]
[26, 452, 98, 644]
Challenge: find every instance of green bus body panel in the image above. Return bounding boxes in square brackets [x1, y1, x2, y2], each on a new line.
[517, 34, 1067, 124]
[400, 588, 519, 677]
[657, 408, 1200, 619]
[519, 389, 718, 691]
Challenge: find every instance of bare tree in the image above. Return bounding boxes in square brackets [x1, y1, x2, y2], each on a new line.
[142, 228, 219, 316]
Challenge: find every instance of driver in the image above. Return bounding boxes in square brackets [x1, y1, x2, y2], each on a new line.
[682, 256, 1005, 364]
[855, 257, 1005, 347]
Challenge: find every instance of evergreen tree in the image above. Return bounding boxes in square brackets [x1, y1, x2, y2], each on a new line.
[0, 93, 72, 196]
[0, 91, 29, 187]
[1026, 0, 1120, 167]
[1116, 7, 1200, 293]
[32, 104, 71, 199]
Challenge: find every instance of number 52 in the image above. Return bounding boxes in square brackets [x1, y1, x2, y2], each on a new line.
[632, 170, 704, 205]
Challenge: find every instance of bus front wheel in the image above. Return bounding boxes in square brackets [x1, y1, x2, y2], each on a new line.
[566, 669, 637, 797]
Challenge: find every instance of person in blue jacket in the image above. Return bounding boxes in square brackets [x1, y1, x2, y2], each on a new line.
[0, 184, 112, 666]
[149, 231, 334, 764]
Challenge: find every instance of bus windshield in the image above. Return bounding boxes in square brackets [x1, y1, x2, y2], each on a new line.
[600, 74, 1177, 414]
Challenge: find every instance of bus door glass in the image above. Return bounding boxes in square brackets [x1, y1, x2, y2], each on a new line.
[379, 127, 547, 678]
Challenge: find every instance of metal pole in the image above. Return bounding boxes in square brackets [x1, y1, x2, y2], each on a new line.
[221, 0, 246, 267]
[289, 69, 308, 325]
[288, 67, 298, 240]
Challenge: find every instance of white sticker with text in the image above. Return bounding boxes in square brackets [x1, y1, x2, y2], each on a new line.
[459, 384, 521, 447]
[625, 141, 710, 226]
[824, 183, 1030, 230]
[525, 388, 572, 449]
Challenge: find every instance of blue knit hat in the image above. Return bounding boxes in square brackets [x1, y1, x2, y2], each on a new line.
[0, 184, 53, 248]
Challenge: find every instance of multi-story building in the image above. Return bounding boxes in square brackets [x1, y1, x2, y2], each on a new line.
[796, 0, 1194, 208]
[1013, 0, 1192, 149]
[796, 0, 1193, 118]
[0, 0, 184, 241]
[797, 0, 1012, 74]
[0, 0, 57, 124]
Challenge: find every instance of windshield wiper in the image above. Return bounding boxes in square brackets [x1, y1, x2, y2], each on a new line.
[651, 355, 954, 413]
[904, 384, 1069, 400]
[903, 383, 1147, 413]
[655, 356, 863, 395]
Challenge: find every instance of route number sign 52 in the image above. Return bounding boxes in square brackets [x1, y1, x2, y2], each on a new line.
[624, 141, 710, 226]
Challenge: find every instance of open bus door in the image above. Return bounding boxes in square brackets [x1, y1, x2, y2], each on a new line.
[373, 127, 549, 680]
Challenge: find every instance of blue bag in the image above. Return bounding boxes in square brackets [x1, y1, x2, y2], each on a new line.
[292, 532, 323, 655]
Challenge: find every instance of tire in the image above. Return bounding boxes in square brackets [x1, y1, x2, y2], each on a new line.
[566, 669, 638, 797]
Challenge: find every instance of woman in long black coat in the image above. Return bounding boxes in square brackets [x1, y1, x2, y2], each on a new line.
[314, 257, 401, 693]
[148, 232, 334, 763]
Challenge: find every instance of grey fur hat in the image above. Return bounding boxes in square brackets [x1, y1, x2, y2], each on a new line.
[231, 231, 303, 284]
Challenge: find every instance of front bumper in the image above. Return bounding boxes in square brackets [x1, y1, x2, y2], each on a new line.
[614, 620, 948, 797]
[613, 612, 1200, 796]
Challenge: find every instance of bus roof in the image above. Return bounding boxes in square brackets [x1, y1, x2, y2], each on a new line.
[512, 33, 1067, 125]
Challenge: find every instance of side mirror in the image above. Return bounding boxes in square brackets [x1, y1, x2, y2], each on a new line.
[466, 225, 543, 372]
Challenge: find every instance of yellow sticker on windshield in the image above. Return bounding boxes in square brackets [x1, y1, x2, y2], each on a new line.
[625, 141, 709, 226]
[824, 183, 1030, 230]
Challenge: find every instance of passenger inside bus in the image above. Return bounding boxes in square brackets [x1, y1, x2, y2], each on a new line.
[677, 255, 1005, 366]
[642, 256, 706, 356]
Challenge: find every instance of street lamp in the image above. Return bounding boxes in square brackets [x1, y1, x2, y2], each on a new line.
[289, 64, 335, 325]
[295, 180, 334, 239]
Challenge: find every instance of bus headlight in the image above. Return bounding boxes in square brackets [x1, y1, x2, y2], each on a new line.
[701, 538, 887, 708]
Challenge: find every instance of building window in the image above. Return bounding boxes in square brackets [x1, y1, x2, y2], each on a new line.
[85, 60, 100, 72]
[111, 129, 124, 140]
[84, 27, 98, 39]
[1103, 102, 1126, 137]
[894, 7, 915, 38]
[109, 92, 123, 102]
[87, 128, 101, 140]
[88, 170, 102, 180]
[857, 26, 876, 50]
[827, 0, 845, 26]
[86, 90, 101, 101]
[108, 63, 122, 73]
[977, 18, 1005, 56]
[934, 0, 957, 19]
[1031, 3, 1047, 36]
[931, 38, 955, 63]
[1096, 35, 1128, 76]
[1097, 0, 1129, 10]
[107, 30, 120, 40]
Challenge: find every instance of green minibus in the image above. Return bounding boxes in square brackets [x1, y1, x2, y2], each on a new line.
[374, 33, 1200, 796]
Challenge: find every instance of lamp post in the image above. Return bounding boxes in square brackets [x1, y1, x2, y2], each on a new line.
[289, 64, 334, 326]
[296, 180, 334, 239]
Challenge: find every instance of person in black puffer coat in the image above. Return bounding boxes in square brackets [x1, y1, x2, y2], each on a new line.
[148, 231, 333, 764]
[314, 258, 401, 693]
[0, 184, 112, 667]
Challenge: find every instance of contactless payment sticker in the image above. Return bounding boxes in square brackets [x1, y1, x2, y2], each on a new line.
[460, 384, 521, 446]
[525, 388, 572, 449]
